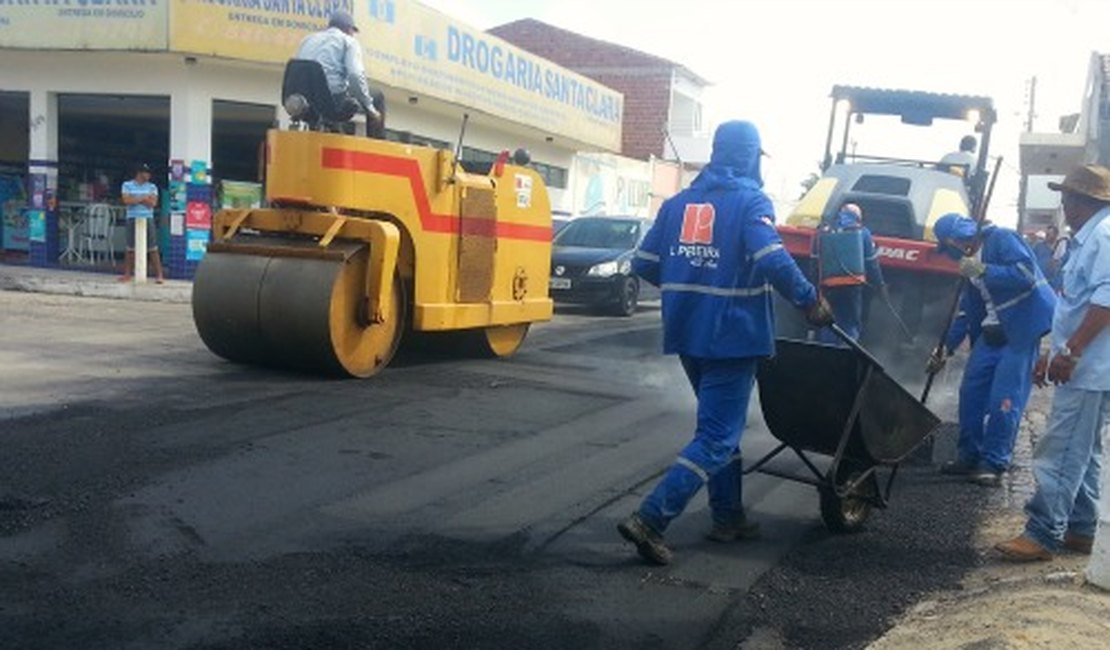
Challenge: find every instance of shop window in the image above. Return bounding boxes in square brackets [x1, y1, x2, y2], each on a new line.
[57, 94, 170, 204]
[383, 128, 450, 150]
[460, 146, 567, 189]
[532, 163, 568, 190]
[460, 146, 498, 174]
[212, 100, 275, 186]
[0, 92, 29, 170]
[376, 134, 567, 190]
[668, 93, 704, 137]
[0, 91, 29, 255]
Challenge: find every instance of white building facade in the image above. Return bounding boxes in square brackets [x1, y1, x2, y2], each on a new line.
[0, 0, 624, 276]
[1019, 51, 1110, 233]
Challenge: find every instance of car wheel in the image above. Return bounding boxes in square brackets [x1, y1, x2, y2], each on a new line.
[611, 276, 639, 317]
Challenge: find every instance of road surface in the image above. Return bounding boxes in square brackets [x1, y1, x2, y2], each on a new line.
[0, 291, 986, 649]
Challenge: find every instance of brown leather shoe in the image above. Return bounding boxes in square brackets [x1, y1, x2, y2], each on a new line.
[1064, 531, 1094, 554]
[994, 535, 1052, 562]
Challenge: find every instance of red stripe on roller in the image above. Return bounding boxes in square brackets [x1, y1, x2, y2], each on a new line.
[320, 147, 550, 242]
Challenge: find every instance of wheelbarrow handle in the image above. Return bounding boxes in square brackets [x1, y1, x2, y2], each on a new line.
[826, 323, 883, 368]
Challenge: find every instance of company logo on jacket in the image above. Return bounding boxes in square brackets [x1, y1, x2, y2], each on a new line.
[674, 203, 720, 266]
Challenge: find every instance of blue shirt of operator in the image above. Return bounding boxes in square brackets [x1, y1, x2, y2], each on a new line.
[121, 180, 157, 220]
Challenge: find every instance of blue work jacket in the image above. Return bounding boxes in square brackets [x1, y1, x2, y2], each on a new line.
[634, 169, 817, 359]
[859, 227, 884, 287]
[946, 225, 1057, 350]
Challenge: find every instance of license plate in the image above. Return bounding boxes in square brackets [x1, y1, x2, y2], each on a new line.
[549, 277, 571, 290]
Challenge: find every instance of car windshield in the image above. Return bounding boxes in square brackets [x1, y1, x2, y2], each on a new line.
[554, 218, 640, 249]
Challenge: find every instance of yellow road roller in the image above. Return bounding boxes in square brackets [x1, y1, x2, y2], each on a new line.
[191, 129, 554, 377]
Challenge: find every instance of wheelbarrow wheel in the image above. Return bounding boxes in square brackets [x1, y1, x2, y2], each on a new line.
[818, 470, 878, 534]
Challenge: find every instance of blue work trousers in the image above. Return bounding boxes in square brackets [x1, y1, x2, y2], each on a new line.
[817, 286, 863, 345]
[957, 338, 1038, 472]
[1024, 387, 1110, 550]
[638, 355, 756, 533]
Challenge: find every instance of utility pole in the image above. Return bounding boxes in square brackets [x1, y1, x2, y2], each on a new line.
[1017, 76, 1037, 233]
[1025, 76, 1037, 132]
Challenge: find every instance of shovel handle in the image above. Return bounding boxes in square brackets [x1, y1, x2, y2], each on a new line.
[827, 323, 883, 368]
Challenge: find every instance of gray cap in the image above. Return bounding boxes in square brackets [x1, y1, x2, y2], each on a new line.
[328, 10, 359, 34]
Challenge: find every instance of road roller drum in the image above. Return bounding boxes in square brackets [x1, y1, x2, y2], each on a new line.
[193, 239, 406, 377]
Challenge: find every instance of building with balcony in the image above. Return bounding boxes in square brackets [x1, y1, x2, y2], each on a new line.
[0, 1, 624, 274]
[1019, 52, 1110, 232]
[489, 18, 712, 167]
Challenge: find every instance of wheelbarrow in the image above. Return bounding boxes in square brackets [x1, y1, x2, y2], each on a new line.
[745, 325, 941, 532]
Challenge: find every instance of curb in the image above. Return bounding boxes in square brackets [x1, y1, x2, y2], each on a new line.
[0, 268, 192, 304]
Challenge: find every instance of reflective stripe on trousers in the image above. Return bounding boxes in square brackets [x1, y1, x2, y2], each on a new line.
[638, 356, 757, 532]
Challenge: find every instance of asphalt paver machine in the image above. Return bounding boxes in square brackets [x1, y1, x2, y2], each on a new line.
[776, 85, 998, 351]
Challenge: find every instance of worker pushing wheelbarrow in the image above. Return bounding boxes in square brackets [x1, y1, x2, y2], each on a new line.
[747, 323, 941, 532]
[746, 158, 1010, 533]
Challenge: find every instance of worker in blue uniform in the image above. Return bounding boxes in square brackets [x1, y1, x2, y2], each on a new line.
[816, 203, 886, 345]
[928, 213, 1057, 486]
[617, 120, 834, 565]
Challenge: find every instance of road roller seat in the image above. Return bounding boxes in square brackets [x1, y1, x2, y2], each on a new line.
[281, 59, 358, 131]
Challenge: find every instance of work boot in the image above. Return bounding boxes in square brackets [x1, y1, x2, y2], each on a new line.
[1064, 531, 1094, 555]
[939, 460, 976, 476]
[968, 468, 1004, 487]
[706, 518, 761, 543]
[994, 535, 1052, 562]
[617, 513, 672, 566]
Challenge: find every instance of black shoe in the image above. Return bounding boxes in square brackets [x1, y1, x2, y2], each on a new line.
[968, 468, 1003, 487]
[617, 513, 673, 565]
[940, 460, 976, 476]
[706, 518, 761, 543]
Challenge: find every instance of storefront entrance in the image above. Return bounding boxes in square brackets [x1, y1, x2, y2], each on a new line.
[0, 91, 30, 261]
[211, 100, 274, 209]
[56, 93, 170, 270]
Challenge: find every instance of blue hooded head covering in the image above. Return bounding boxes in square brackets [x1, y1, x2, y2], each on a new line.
[933, 212, 978, 259]
[691, 120, 764, 191]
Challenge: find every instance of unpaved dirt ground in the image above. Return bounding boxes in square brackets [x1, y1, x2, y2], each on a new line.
[868, 511, 1110, 650]
[867, 387, 1110, 650]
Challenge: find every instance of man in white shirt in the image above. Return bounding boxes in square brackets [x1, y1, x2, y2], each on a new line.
[295, 10, 382, 129]
[939, 135, 977, 179]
